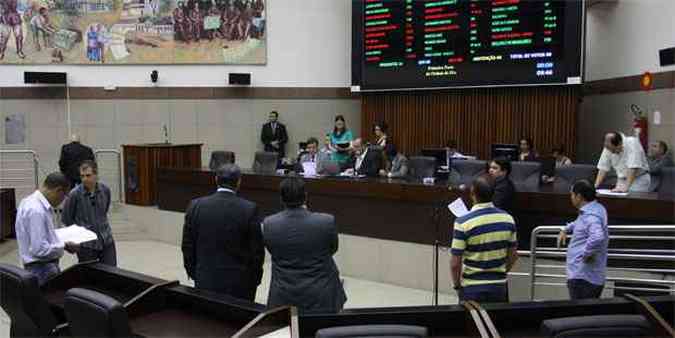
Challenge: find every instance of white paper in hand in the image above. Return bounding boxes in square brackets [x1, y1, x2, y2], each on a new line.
[302, 162, 317, 177]
[448, 198, 469, 218]
[55, 225, 97, 244]
[597, 189, 628, 197]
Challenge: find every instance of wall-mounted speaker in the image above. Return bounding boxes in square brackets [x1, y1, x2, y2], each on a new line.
[659, 47, 675, 67]
[228, 73, 251, 85]
[24, 72, 67, 84]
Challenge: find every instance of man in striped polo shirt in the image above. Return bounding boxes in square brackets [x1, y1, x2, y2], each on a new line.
[451, 175, 519, 303]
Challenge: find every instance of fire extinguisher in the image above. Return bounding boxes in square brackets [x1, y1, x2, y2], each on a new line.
[631, 104, 648, 151]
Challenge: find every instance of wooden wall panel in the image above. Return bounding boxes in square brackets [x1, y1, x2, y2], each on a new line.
[361, 86, 580, 161]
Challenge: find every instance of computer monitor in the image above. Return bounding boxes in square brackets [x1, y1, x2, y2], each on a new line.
[421, 148, 449, 169]
[491, 144, 519, 161]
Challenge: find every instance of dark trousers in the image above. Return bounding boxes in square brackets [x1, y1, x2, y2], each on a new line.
[567, 279, 604, 300]
[24, 261, 59, 286]
[458, 284, 508, 303]
[77, 241, 117, 266]
[195, 269, 257, 301]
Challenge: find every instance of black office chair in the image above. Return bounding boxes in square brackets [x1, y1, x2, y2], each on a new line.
[553, 164, 597, 193]
[0, 263, 62, 337]
[64, 288, 135, 338]
[540, 315, 652, 338]
[451, 160, 487, 185]
[252, 151, 279, 174]
[510, 161, 542, 190]
[209, 151, 235, 170]
[407, 156, 437, 180]
[316, 324, 428, 338]
[657, 167, 675, 198]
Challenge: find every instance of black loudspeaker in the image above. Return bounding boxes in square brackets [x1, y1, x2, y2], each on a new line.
[229, 73, 251, 85]
[24, 72, 67, 84]
[659, 47, 675, 67]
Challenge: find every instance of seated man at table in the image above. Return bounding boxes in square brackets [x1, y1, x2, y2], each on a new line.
[181, 164, 264, 301]
[451, 174, 518, 303]
[342, 138, 383, 177]
[262, 177, 347, 313]
[296, 137, 330, 175]
[379, 144, 408, 178]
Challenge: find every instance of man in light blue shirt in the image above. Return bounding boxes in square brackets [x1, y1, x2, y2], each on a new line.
[558, 179, 609, 299]
[15, 172, 78, 285]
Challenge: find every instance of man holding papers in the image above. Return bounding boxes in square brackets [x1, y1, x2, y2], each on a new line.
[15, 172, 78, 285]
[450, 175, 518, 303]
[297, 137, 329, 176]
[62, 160, 117, 266]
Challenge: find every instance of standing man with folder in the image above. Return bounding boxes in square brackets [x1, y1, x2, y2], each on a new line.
[15, 172, 78, 285]
[62, 160, 117, 266]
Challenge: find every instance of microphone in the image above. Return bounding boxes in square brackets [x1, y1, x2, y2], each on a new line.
[162, 124, 169, 144]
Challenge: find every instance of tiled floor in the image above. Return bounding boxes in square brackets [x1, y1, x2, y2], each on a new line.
[0, 239, 457, 337]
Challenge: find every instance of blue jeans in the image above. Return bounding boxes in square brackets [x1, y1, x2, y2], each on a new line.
[24, 261, 60, 286]
[458, 283, 508, 303]
[567, 279, 604, 300]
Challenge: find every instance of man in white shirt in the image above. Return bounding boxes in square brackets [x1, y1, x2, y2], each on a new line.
[595, 132, 650, 193]
[15, 172, 78, 285]
[343, 138, 383, 177]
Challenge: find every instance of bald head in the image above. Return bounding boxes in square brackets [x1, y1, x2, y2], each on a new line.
[603, 132, 623, 154]
[471, 174, 496, 204]
[71, 134, 80, 143]
[352, 138, 364, 155]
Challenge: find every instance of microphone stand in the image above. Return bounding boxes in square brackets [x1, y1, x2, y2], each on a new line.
[431, 200, 445, 306]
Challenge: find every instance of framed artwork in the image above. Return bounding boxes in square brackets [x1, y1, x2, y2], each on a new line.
[0, 0, 266, 64]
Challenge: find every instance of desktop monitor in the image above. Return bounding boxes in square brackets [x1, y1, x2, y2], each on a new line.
[421, 148, 449, 169]
[491, 144, 519, 161]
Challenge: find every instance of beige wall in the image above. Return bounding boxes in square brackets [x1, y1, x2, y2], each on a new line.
[0, 98, 361, 201]
[578, 88, 675, 164]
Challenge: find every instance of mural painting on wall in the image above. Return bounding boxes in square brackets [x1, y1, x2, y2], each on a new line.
[0, 0, 266, 64]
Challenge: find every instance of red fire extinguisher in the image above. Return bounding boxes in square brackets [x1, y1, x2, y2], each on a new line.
[631, 104, 648, 151]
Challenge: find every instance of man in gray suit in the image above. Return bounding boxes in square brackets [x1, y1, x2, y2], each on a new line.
[296, 137, 331, 175]
[262, 177, 347, 313]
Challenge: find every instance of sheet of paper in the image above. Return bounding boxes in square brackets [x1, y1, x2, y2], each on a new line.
[258, 326, 291, 338]
[302, 162, 317, 177]
[448, 198, 469, 217]
[596, 189, 628, 197]
[55, 225, 97, 244]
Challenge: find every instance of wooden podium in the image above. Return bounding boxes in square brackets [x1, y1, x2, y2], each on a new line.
[122, 144, 202, 206]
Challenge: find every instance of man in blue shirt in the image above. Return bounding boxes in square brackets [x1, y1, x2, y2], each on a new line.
[558, 179, 609, 300]
[15, 172, 78, 285]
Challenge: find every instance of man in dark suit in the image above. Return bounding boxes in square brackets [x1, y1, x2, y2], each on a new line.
[488, 158, 516, 214]
[58, 135, 95, 186]
[181, 164, 264, 301]
[260, 111, 288, 159]
[262, 177, 347, 313]
[342, 138, 383, 177]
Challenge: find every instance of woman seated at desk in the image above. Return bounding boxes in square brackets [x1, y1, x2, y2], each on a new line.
[542, 146, 573, 183]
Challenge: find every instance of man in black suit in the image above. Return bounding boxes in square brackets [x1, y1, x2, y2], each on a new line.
[262, 177, 347, 313]
[488, 158, 516, 214]
[342, 138, 383, 177]
[181, 164, 264, 301]
[260, 111, 288, 159]
[58, 135, 95, 186]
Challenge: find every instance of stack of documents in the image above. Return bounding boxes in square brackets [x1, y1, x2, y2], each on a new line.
[55, 225, 98, 244]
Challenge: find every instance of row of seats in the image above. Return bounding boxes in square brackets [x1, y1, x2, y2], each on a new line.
[0, 264, 664, 337]
[445, 159, 675, 195]
[0, 264, 133, 337]
[211, 150, 674, 196]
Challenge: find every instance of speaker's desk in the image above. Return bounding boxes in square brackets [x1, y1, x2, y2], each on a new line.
[157, 168, 675, 250]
